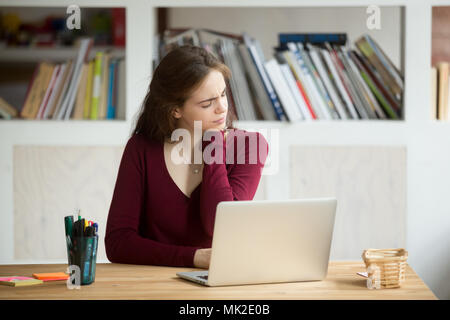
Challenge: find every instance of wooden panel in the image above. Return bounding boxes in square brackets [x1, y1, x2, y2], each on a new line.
[0, 262, 436, 300]
[432, 6, 450, 66]
[13, 146, 124, 261]
[290, 146, 406, 260]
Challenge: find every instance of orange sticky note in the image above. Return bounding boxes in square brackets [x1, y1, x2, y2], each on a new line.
[32, 272, 69, 281]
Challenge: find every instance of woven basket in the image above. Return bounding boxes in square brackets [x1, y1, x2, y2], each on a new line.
[362, 248, 408, 289]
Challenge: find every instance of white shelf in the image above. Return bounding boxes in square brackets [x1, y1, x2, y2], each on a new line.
[0, 120, 132, 145]
[0, 46, 125, 63]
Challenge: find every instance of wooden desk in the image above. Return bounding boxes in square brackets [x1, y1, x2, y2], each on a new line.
[0, 261, 436, 300]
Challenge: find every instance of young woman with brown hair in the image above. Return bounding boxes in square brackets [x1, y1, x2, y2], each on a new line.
[105, 45, 268, 269]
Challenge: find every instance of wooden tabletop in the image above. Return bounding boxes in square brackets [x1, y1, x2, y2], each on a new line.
[0, 261, 436, 300]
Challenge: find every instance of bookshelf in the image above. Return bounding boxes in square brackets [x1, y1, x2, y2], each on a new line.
[0, 46, 125, 63]
[431, 5, 450, 121]
[1, 0, 450, 299]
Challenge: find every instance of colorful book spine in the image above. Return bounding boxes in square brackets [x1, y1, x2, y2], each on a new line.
[242, 33, 287, 121]
[106, 59, 117, 119]
[279, 33, 347, 48]
[90, 52, 103, 120]
[83, 60, 94, 119]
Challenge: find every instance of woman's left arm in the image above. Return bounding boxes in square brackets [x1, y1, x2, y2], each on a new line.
[199, 130, 269, 237]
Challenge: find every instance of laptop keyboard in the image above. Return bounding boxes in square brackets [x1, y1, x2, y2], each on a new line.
[198, 275, 208, 280]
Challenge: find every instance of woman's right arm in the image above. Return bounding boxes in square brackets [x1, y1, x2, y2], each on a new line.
[104, 136, 202, 267]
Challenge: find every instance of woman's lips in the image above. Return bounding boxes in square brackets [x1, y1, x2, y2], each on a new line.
[213, 117, 225, 124]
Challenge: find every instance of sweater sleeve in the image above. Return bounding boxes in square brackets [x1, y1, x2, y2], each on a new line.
[199, 130, 269, 238]
[105, 135, 202, 267]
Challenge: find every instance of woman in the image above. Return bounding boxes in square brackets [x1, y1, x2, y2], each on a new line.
[105, 45, 268, 269]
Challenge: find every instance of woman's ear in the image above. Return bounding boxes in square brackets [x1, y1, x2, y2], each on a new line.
[172, 107, 182, 120]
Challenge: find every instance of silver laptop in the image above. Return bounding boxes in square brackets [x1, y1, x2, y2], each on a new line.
[177, 197, 337, 287]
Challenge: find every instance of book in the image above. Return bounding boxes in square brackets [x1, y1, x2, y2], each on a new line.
[431, 66, 437, 120]
[112, 8, 126, 47]
[437, 62, 449, 120]
[59, 38, 93, 120]
[320, 47, 359, 119]
[364, 34, 403, 92]
[116, 59, 126, 120]
[90, 51, 103, 120]
[337, 47, 378, 119]
[307, 44, 349, 119]
[298, 43, 339, 119]
[242, 33, 287, 121]
[347, 50, 391, 119]
[287, 42, 330, 119]
[327, 43, 369, 119]
[0, 97, 18, 119]
[238, 42, 277, 121]
[36, 64, 60, 119]
[106, 58, 118, 119]
[21, 62, 54, 119]
[43, 62, 67, 119]
[50, 60, 74, 119]
[83, 60, 94, 119]
[0, 276, 43, 287]
[279, 33, 347, 48]
[220, 38, 258, 121]
[212, 42, 239, 123]
[278, 51, 314, 120]
[264, 59, 303, 122]
[279, 63, 308, 120]
[72, 62, 89, 119]
[20, 62, 41, 118]
[355, 36, 402, 100]
[98, 52, 111, 119]
[352, 49, 402, 114]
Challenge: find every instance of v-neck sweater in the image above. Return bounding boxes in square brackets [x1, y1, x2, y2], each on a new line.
[105, 129, 268, 267]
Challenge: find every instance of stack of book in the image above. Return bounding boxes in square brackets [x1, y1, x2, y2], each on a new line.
[15, 38, 125, 121]
[155, 29, 404, 121]
[431, 62, 450, 120]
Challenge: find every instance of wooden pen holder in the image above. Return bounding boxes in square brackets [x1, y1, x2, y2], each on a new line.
[362, 248, 408, 289]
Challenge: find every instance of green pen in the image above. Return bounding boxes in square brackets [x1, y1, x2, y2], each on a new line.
[64, 215, 74, 238]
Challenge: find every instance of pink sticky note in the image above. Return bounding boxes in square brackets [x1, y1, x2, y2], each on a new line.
[0, 276, 35, 282]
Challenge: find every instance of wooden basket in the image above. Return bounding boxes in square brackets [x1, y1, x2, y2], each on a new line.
[362, 248, 408, 289]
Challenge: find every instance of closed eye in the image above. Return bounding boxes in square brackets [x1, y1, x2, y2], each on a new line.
[201, 89, 227, 108]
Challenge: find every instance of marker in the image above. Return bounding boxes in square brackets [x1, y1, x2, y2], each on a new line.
[64, 215, 74, 238]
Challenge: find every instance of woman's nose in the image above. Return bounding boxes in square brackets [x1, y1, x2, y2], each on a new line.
[216, 97, 228, 113]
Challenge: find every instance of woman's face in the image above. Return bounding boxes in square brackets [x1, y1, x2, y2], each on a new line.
[172, 69, 228, 134]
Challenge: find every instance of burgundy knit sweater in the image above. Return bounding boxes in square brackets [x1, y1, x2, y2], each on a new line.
[105, 128, 268, 267]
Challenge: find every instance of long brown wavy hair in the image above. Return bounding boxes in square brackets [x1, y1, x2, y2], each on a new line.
[132, 45, 234, 145]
